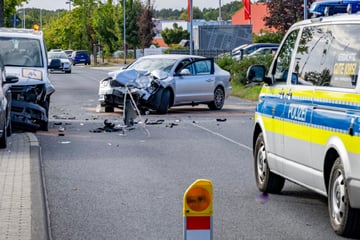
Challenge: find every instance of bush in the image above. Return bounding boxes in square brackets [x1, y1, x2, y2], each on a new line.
[217, 54, 274, 85]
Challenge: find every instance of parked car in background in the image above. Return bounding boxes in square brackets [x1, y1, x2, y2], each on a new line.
[0, 27, 56, 131]
[48, 51, 72, 73]
[63, 49, 73, 58]
[243, 46, 278, 58]
[0, 55, 18, 147]
[98, 54, 232, 114]
[232, 43, 280, 61]
[71, 50, 91, 65]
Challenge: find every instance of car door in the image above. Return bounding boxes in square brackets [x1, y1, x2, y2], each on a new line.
[173, 58, 215, 105]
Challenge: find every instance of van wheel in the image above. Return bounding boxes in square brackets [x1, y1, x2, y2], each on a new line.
[0, 122, 7, 148]
[208, 87, 225, 110]
[254, 132, 285, 193]
[6, 119, 12, 137]
[328, 158, 360, 237]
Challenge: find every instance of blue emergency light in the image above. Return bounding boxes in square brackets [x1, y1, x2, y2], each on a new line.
[309, 0, 360, 17]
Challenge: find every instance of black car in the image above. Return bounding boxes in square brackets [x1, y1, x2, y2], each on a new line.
[0, 55, 18, 148]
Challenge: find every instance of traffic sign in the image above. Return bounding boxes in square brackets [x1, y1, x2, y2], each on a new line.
[8, 14, 21, 27]
[183, 179, 213, 240]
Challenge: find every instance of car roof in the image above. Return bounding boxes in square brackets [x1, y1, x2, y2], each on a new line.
[0, 27, 43, 39]
[138, 54, 206, 60]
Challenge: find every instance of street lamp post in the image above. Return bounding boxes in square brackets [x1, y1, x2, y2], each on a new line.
[66, 0, 72, 49]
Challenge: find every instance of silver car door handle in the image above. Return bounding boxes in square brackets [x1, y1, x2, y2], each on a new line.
[206, 79, 214, 82]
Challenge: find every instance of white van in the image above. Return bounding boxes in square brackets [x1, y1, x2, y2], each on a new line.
[247, 14, 360, 237]
[0, 27, 56, 131]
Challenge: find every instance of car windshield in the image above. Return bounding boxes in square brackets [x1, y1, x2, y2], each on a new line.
[0, 37, 44, 67]
[127, 58, 178, 73]
[48, 52, 68, 59]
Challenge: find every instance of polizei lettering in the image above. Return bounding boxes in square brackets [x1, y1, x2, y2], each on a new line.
[288, 104, 307, 121]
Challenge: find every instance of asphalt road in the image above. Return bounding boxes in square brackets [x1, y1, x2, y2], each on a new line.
[35, 65, 349, 240]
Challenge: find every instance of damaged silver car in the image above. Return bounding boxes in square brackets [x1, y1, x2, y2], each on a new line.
[0, 27, 56, 131]
[98, 54, 232, 114]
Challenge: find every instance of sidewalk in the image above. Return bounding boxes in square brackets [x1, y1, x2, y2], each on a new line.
[0, 133, 49, 240]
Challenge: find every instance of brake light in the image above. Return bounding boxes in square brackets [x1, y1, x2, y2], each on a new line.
[228, 76, 232, 82]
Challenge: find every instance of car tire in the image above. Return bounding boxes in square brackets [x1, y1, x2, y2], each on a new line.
[0, 121, 7, 149]
[328, 158, 360, 238]
[65, 70, 71, 74]
[254, 132, 285, 193]
[157, 88, 170, 114]
[208, 87, 225, 110]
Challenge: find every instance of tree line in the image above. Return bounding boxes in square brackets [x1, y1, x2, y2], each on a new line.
[0, 0, 316, 57]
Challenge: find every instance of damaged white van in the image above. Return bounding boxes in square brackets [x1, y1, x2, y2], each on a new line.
[0, 26, 56, 131]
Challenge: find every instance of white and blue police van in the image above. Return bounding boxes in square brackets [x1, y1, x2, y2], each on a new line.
[247, 12, 360, 238]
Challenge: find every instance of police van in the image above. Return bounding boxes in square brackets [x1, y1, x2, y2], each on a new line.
[247, 13, 360, 237]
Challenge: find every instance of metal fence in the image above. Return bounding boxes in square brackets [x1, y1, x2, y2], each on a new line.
[167, 49, 230, 59]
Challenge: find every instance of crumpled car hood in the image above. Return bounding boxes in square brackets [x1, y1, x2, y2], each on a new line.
[107, 69, 168, 88]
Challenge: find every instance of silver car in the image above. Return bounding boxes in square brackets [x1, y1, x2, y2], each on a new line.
[98, 54, 232, 114]
[48, 51, 72, 73]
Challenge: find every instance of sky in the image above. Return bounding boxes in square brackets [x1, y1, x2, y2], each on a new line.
[24, 0, 238, 11]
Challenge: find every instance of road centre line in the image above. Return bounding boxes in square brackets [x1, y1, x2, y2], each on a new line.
[192, 122, 252, 151]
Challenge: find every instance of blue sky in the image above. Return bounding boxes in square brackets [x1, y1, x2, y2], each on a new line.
[25, 0, 238, 11]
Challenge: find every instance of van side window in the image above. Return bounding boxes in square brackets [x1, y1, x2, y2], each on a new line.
[292, 25, 358, 88]
[273, 29, 299, 83]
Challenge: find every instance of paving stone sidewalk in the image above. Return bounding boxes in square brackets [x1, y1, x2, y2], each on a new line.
[0, 133, 49, 240]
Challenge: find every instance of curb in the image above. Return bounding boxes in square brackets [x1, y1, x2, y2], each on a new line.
[26, 133, 52, 240]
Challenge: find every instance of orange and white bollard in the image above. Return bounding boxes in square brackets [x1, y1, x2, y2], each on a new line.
[183, 179, 213, 240]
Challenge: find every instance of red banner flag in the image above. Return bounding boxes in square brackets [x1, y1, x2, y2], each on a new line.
[242, 0, 251, 20]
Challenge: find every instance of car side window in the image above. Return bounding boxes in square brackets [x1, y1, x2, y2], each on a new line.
[292, 25, 358, 88]
[194, 60, 211, 75]
[272, 29, 299, 83]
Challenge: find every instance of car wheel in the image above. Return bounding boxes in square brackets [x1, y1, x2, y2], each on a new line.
[157, 88, 170, 114]
[0, 121, 7, 148]
[208, 87, 225, 110]
[65, 70, 71, 74]
[328, 158, 360, 237]
[254, 132, 285, 193]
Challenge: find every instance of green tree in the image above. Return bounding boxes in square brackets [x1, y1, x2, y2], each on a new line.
[1, 0, 27, 27]
[92, 0, 119, 55]
[264, 0, 316, 32]
[178, 6, 203, 21]
[161, 23, 189, 45]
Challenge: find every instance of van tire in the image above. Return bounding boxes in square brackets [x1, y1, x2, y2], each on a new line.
[254, 132, 285, 193]
[328, 158, 360, 238]
[0, 122, 7, 149]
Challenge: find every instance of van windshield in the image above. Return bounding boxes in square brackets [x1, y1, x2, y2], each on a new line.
[0, 37, 44, 67]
